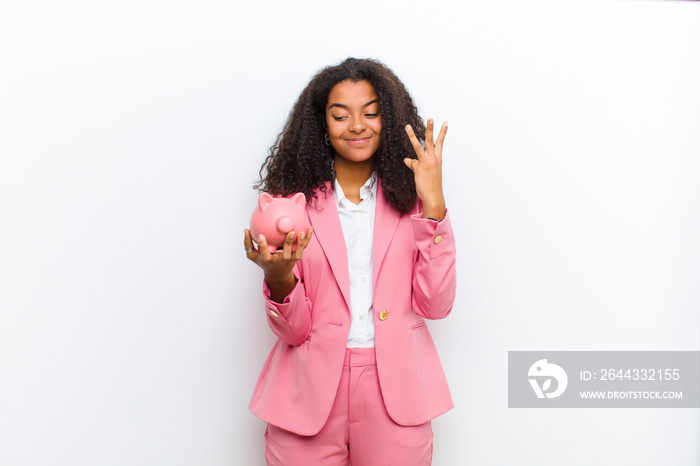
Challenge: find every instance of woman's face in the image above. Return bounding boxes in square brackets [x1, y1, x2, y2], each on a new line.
[325, 79, 382, 164]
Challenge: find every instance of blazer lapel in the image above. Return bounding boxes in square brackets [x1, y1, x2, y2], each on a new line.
[307, 182, 351, 311]
[372, 181, 401, 286]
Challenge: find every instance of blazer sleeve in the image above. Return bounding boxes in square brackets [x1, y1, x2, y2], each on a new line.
[410, 209, 457, 320]
[261, 264, 312, 346]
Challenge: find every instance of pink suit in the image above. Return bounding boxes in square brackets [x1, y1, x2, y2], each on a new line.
[249, 181, 457, 437]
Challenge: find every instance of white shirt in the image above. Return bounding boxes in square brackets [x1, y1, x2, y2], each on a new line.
[334, 174, 377, 348]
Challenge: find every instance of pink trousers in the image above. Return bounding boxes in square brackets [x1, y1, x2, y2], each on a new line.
[264, 347, 434, 466]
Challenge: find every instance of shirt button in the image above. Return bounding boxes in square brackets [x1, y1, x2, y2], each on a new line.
[360, 276, 366, 283]
[359, 314, 365, 320]
[434, 235, 442, 244]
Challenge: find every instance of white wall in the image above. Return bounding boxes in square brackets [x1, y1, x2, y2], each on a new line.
[1, 1, 698, 464]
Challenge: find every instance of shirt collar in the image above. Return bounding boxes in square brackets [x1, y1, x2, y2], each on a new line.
[334, 172, 378, 208]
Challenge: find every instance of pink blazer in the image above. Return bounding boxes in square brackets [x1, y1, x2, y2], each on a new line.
[249, 181, 457, 436]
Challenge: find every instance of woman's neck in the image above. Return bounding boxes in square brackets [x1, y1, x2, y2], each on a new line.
[334, 156, 374, 205]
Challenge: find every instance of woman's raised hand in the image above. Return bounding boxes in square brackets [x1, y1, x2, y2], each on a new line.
[404, 118, 447, 221]
[244, 227, 313, 303]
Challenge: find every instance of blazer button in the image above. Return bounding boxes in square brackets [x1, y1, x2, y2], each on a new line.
[269, 309, 279, 318]
[434, 235, 442, 244]
[379, 309, 388, 321]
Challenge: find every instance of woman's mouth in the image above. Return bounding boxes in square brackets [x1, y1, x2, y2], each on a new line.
[345, 137, 371, 146]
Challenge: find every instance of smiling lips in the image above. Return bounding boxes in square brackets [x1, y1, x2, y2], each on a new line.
[345, 137, 372, 146]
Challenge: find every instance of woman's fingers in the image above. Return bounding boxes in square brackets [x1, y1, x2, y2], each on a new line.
[281, 232, 296, 260]
[294, 231, 305, 260]
[405, 124, 425, 161]
[425, 118, 435, 153]
[403, 118, 448, 213]
[293, 227, 314, 260]
[244, 229, 254, 248]
[434, 121, 448, 162]
[406, 120, 447, 163]
[244, 229, 258, 260]
[246, 227, 313, 271]
[258, 234, 272, 261]
[406, 119, 448, 167]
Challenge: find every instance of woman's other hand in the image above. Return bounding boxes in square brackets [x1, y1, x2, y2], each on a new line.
[404, 118, 447, 220]
[244, 227, 313, 303]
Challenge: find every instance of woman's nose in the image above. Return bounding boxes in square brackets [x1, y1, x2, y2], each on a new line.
[349, 116, 365, 133]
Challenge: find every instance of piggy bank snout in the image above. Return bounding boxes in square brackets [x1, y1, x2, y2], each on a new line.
[276, 217, 294, 234]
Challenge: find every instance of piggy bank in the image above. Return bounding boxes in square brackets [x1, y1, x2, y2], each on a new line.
[250, 192, 309, 253]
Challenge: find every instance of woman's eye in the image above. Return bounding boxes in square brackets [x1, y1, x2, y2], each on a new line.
[332, 115, 346, 121]
[365, 113, 378, 118]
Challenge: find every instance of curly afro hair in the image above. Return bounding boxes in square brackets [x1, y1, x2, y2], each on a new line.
[255, 57, 426, 215]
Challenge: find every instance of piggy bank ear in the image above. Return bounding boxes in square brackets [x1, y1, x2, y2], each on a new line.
[290, 192, 306, 207]
[258, 192, 274, 210]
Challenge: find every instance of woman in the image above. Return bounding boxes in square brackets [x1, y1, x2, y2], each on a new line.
[243, 57, 457, 466]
